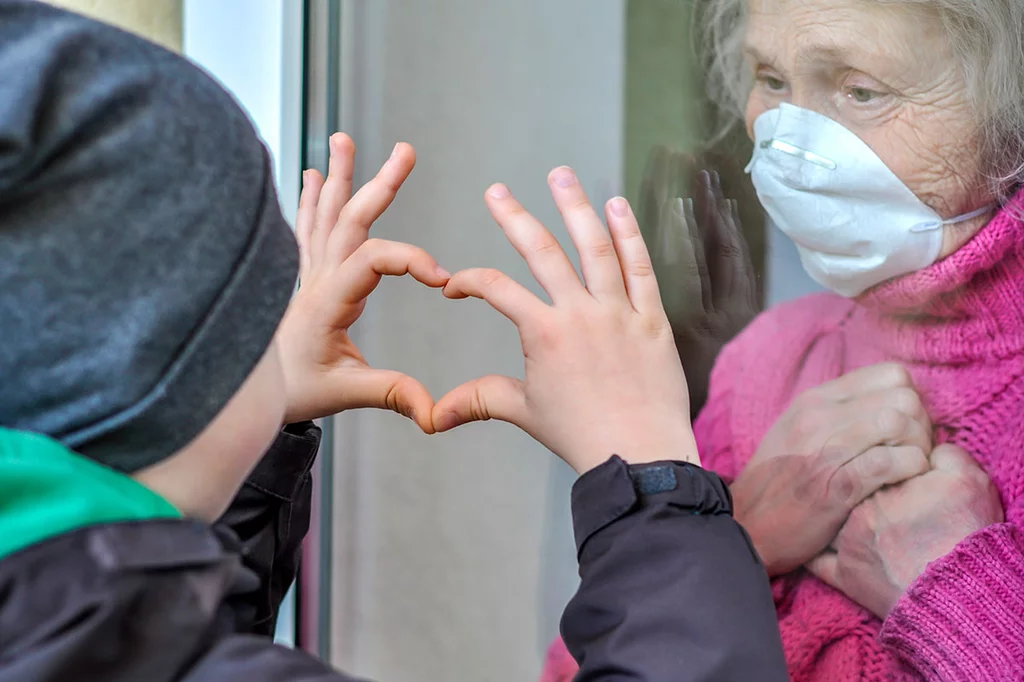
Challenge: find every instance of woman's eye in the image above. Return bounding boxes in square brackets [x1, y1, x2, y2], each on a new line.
[847, 86, 880, 103]
[757, 74, 787, 92]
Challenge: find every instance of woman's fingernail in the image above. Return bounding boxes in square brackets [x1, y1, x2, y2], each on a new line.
[551, 167, 577, 188]
[389, 143, 400, 161]
[488, 183, 511, 199]
[329, 135, 338, 157]
[436, 265, 452, 279]
[609, 197, 629, 217]
[302, 169, 311, 184]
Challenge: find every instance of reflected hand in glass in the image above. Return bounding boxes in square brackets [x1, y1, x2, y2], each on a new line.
[638, 146, 761, 419]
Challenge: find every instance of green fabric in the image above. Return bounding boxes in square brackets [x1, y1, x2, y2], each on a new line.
[0, 428, 181, 561]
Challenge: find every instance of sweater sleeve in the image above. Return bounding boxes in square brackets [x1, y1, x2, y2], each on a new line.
[879, 519, 1024, 680]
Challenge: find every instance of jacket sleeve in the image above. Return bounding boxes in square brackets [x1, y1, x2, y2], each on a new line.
[562, 456, 790, 682]
[216, 421, 321, 636]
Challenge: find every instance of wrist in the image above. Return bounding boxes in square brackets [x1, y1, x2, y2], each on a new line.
[571, 440, 700, 475]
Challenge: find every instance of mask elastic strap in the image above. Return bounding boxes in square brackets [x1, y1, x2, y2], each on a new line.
[909, 203, 998, 233]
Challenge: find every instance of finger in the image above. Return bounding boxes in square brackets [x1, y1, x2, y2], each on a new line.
[682, 196, 712, 312]
[806, 551, 841, 590]
[548, 166, 628, 302]
[329, 142, 417, 263]
[638, 146, 671, 235]
[312, 133, 357, 266]
[443, 267, 549, 328]
[339, 368, 437, 433]
[830, 444, 930, 508]
[606, 196, 665, 315]
[929, 443, 978, 474]
[296, 169, 325, 280]
[432, 375, 528, 432]
[484, 183, 584, 303]
[673, 151, 698, 204]
[849, 387, 932, 442]
[706, 175, 755, 303]
[821, 405, 931, 461]
[656, 199, 705, 328]
[335, 239, 450, 304]
[815, 363, 915, 402]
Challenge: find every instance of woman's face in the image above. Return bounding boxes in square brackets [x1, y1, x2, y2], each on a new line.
[744, 0, 993, 256]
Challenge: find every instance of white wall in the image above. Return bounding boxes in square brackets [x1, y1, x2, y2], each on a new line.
[330, 2, 626, 681]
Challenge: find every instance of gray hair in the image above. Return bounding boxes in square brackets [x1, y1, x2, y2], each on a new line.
[700, 0, 1024, 199]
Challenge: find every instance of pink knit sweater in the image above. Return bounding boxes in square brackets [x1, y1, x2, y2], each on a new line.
[541, 188, 1024, 682]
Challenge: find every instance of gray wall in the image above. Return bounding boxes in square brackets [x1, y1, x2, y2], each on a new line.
[329, 3, 625, 680]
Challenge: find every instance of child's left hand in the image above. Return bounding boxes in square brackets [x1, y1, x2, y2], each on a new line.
[275, 134, 449, 432]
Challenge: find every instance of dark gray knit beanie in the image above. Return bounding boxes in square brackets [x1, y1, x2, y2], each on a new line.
[0, 2, 299, 472]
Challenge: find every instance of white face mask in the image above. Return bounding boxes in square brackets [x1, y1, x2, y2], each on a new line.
[745, 103, 993, 297]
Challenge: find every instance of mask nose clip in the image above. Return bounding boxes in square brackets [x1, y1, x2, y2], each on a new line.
[761, 139, 837, 170]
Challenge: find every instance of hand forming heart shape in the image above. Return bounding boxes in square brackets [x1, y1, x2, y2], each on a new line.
[275, 134, 448, 432]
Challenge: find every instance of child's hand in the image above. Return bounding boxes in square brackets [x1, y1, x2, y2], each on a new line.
[276, 134, 449, 432]
[432, 167, 699, 474]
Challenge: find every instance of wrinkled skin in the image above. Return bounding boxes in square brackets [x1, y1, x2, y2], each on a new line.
[744, 0, 996, 257]
[808, 445, 1005, 619]
[737, 0, 1005, 615]
[732, 363, 932, 576]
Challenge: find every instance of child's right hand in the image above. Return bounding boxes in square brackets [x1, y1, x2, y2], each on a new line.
[276, 134, 449, 432]
[432, 167, 700, 475]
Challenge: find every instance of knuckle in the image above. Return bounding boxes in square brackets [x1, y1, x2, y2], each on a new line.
[827, 467, 860, 509]
[875, 407, 909, 439]
[504, 202, 528, 218]
[566, 194, 592, 212]
[891, 388, 922, 416]
[882, 363, 913, 387]
[588, 239, 617, 260]
[640, 312, 671, 339]
[530, 237, 562, 257]
[858, 447, 895, 481]
[626, 259, 655, 278]
[480, 268, 506, 288]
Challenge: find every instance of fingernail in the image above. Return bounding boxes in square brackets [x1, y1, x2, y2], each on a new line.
[488, 183, 510, 199]
[302, 169, 311, 184]
[389, 143, 400, 161]
[672, 197, 686, 217]
[550, 167, 577, 188]
[436, 265, 451, 279]
[609, 196, 629, 217]
[329, 135, 338, 157]
[436, 412, 459, 432]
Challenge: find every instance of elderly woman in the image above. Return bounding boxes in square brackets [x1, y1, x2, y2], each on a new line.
[542, 0, 1024, 680]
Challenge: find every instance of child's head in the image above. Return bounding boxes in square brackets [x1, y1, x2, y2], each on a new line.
[0, 2, 298, 519]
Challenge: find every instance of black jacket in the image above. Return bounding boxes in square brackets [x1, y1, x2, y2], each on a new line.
[0, 423, 788, 681]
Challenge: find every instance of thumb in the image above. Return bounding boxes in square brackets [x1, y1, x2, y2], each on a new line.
[929, 443, 977, 473]
[806, 551, 842, 591]
[432, 375, 528, 433]
[340, 368, 437, 433]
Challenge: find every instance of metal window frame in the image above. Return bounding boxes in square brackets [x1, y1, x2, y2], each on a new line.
[299, 0, 341, 661]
